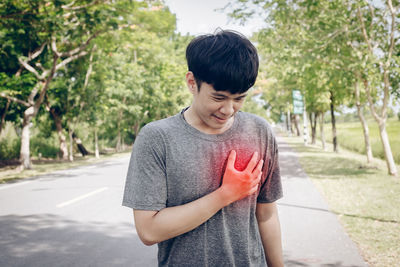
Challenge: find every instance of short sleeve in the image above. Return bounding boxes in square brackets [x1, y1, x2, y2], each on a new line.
[122, 124, 167, 210]
[257, 133, 283, 203]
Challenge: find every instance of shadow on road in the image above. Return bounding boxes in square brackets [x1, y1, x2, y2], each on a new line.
[0, 214, 157, 267]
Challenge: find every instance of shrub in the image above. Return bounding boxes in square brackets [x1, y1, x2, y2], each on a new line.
[30, 137, 59, 159]
[0, 139, 21, 160]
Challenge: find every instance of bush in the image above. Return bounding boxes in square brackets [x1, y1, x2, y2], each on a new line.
[0, 139, 21, 160]
[30, 137, 59, 159]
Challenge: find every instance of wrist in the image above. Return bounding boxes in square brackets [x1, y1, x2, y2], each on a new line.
[216, 186, 234, 207]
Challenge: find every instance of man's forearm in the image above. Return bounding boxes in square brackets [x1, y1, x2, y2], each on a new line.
[256, 203, 284, 267]
[134, 187, 231, 245]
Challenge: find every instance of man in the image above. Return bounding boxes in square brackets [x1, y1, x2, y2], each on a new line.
[123, 30, 283, 267]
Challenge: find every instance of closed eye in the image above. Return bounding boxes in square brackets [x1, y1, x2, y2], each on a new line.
[212, 97, 226, 101]
[235, 96, 246, 101]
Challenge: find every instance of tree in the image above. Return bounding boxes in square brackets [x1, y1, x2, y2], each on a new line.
[229, 0, 398, 173]
[0, 0, 135, 169]
[354, 0, 398, 176]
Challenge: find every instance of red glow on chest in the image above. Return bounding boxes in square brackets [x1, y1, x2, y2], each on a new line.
[233, 148, 254, 172]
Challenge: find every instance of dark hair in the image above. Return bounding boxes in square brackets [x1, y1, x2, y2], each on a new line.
[186, 30, 259, 94]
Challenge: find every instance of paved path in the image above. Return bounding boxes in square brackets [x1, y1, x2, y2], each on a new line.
[0, 137, 368, 266]
[277, 135, 368, 267]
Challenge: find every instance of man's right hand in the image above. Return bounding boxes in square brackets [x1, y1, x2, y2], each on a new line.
[220, 150, 263, 204]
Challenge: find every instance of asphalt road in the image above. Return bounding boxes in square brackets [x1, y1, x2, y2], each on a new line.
[0, 137, 368, 267]
[0, 156, 157, 267]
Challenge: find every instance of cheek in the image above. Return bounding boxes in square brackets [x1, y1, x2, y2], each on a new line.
[234, 101, 244, 111]
[206, 102, 222, 113]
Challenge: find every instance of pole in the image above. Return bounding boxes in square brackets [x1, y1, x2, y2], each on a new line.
[303, 97, 308, 145]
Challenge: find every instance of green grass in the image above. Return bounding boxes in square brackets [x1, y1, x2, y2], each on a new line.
[321, 118, 400, 164]
[284, 136, 400, 267]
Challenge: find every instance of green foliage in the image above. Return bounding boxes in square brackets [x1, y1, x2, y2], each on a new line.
[0, 139, 20, 160]
[0, 122, 19, 160]
[89, 8, 190, 146]
[229, 0, 399, 174]
[0, 71, 37, 123]
[1, 0, 190, 161]
[30, 136, 59, 158]
[241, 91, 269, 119]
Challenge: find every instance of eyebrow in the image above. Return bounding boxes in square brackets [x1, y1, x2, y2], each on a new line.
[211, 92, 248, 98]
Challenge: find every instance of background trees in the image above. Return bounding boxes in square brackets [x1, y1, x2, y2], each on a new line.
[0, 0, 191, 168]
[1, 0, 398, 177]
[228, 0, 399, 176]
[0, 0, 137, 169]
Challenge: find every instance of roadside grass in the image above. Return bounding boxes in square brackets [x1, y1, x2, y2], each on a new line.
[323, 118, 400, 164]
[283, 135, 400, 267]
[0, 151, 131, 183]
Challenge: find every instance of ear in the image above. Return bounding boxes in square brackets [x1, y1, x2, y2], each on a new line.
[185, 71, 197, 94]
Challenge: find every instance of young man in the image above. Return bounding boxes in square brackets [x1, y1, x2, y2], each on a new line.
[123, 30, 284, 266]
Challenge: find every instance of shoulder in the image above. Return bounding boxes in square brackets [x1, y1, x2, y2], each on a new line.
[238, 111, 273, 132]
[135, 114, 182, 147]
[236, 112, 278, 147]
[139, 115, 179, 136]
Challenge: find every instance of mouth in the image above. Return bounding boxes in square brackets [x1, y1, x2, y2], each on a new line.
[212, 114, 230, 123]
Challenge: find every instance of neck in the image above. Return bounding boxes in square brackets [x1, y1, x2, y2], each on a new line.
[183, 107, 234, 135]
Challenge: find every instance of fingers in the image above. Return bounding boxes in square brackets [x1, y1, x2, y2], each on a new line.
[250, 172, 262, 195]
[226, 150, 237, 169]
[251, 172, 262, 187]
[253, 158, 264, 175]
[245, 151, 259, 172]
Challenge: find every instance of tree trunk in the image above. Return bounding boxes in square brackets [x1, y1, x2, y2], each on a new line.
[362, 78, 397, 176]
[73, 133, 89, 156]
[133, 122, 140, 141]
[319, 112, 326, 151]
[378, 122, 397, 176]
[49, 108, 68, 160]
[116, 130, 122, 152]
[357, 4, 397, 176]
[309, 112, 317, 145]
[357, 106, 373, 163]
[69, 128, 74, 162]
[286, 110, 291, 134]
[0, 99, 10, 133]
[354, 76, 373, 163]
[18, 57, 58, 170]
[293, 114, 300, 136]
[94, 127, 100, 158]
[115, 97, 125, 152]
[330, 90, 338, 152]
[303, 98, 308, 145]
[19, 108, 34, 169]
[290, 114, 295, 135]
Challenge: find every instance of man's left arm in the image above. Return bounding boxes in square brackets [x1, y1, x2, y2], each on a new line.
[256, 202, 284, 267]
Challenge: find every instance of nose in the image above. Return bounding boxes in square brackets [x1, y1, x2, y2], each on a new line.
[220, 100, 234, 116]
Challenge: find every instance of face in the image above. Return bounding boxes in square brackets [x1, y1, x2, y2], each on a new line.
[185, 72, 247, 134]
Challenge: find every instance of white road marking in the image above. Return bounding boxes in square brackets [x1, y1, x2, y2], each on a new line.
[0, 181, 32, 191]
[84, 165, 97, 169]
[56, 187, 109, 208]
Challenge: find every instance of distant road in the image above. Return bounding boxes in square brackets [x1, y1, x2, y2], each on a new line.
[0, 156, 157, 267]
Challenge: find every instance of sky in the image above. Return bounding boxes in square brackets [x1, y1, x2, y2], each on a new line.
[163, 0, 265, 37]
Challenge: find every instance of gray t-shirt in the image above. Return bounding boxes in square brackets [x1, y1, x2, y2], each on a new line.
[122, 109, 282, 267]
